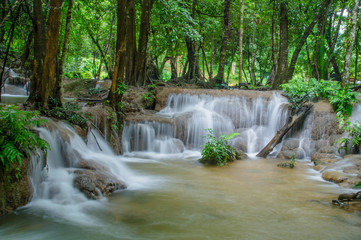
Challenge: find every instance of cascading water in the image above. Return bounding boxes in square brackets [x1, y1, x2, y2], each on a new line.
[26, 121, 142, 225]
[122, 92, 289, 157]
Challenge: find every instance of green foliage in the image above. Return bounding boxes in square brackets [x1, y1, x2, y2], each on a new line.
[338, 121, 361, 153]
[282, 77, 361, 152]
[142, 84, 157, 109]
[44, 102, 92, 127]
[200, 129, 240, 166]
[88, 87, 101, 96]
[354, 181, 361, 188]
[277, 154, 296, 168]
[115, 82, 129, 96]
[0, 105, 49, 178]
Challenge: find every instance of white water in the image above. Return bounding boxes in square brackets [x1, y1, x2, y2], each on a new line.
[26, 121, 145, 226]
[122, 92, 289, 157]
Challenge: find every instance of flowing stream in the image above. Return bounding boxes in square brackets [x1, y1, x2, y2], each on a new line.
[0, 92, 361, 239]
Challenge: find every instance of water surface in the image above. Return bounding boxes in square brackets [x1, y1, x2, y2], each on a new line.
[1, 156, 360, 240]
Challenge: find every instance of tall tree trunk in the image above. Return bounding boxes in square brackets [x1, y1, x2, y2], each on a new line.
[39, 0, 64, 108]
[170, 56, 178, 79]
[355, 28, 359, 84]
[108, 0, 127, 110]
[20, 28, 33, 67]
[28, 0, 45, 104]
[126, 0, 136, 85]
[267, 0, 277, 85]
[343, 0, 360, 85]
[272, 2, 289, 88]
[286, 0, 332, 82]
[326, 5, 345, 82]
[54, 0, 74, 107]
[184, 0, 200, 81]
[0, 6, 19, 102]
[134, 0, 155, 86]
[238, 0, 244, 85]
[215, 0, 231, 84]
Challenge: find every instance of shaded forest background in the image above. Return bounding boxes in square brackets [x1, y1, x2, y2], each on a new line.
[0, 0, 360, 109]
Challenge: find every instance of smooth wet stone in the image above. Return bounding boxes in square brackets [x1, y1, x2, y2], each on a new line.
[322, 171, 348, 183]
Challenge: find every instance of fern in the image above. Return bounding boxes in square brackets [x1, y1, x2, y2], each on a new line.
[0, 105, 50, 177]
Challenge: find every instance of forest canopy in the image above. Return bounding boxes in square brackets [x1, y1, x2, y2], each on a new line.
[0, 0, 360, 108]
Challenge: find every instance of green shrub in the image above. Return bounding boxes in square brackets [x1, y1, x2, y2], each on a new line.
[282, 77, 360, 152]
[0, 105, 49, 178]
[44, 101, 92, 127]
[200, 129, 240, 166]
[277, 154, 296, 168]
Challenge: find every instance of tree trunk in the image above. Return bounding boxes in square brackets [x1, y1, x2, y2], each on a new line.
[39, 0, 64, 108]
[238, 0, 244, 85]
[20, 28, 33, 68]
[54, 0, 74, 107]
[184, 0, 200, 82]
[267, 0, 277, 85]
[286, 0, 332, 82]
[257, 105, 313, 158]
[170, 56, 178, 79]
[326, 5, 345, 82]
[134, 0, 155, 86]
[27, 0, 45, 104]
[272, 2, 289, 88]
[343, 0, 360, 85]
[0, 6, 18, 102]
[215, 0, 231, 84]
[355, 29, 359, 84]
[126, 0, 136, 85]
[108, 0, 127, 110]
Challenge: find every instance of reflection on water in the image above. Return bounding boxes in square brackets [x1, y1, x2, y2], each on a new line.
[1, 94, 28, 104]
[1, 157, 360, 240]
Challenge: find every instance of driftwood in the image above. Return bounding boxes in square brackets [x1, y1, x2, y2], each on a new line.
[256, 105, 313, 158]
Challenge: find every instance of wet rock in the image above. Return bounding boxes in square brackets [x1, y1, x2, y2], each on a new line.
[230, 137, 247, 152]
[311, 153, 339, 163]
[281, 139, 300, 151]
[0, 157, 32, 216]
[277, 150, 297, 159]
[234, 149, 248, 160]
[322, 171, 348, 183]
[338, 191, 361, 201]
[73, 169, 126, 200]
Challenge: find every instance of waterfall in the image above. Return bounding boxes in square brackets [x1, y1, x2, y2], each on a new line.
[27, 121, 141, 225]
[122, 92, 289, 157]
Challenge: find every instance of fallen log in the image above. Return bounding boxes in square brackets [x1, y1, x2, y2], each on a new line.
[256, 105, 313, 158]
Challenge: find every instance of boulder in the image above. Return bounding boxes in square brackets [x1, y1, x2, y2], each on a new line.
[73, 159, 127, 199]
[322, 171, 348, 183]
[234, 149, 248, 160]
[73, 169, 126, 200]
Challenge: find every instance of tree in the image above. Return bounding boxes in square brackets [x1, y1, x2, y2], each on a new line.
[343, 0, 360, 85]
[238, 0, 244, 85]
[214, 0, 231, 84]
[272, 1, 289, 88]
[38, 0, 64, 108]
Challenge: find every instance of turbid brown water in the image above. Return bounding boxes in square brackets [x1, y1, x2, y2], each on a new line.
[1, 156, 360, 240]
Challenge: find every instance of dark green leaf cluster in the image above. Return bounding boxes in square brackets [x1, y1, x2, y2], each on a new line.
[44, 102, 92, 127]
[282, 78, 361, 152]
[200, 129, 240, 166]
[0, 105, 49, 177]
[282, 78, 359, 120]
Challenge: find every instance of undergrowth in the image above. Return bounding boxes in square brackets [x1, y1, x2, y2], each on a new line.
[200, 129, 240, 166]
[0, 105, 49, 178]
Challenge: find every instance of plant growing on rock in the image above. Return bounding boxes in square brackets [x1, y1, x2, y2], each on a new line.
[200, 129, 240, 166]
[0, 105, 49, 178]
[277, 154, 296, 168]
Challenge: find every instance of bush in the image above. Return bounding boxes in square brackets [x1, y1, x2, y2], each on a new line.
[0, 105, 49, 178]
[282, 77, 360, 152]
[200, 129, 240, 166]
